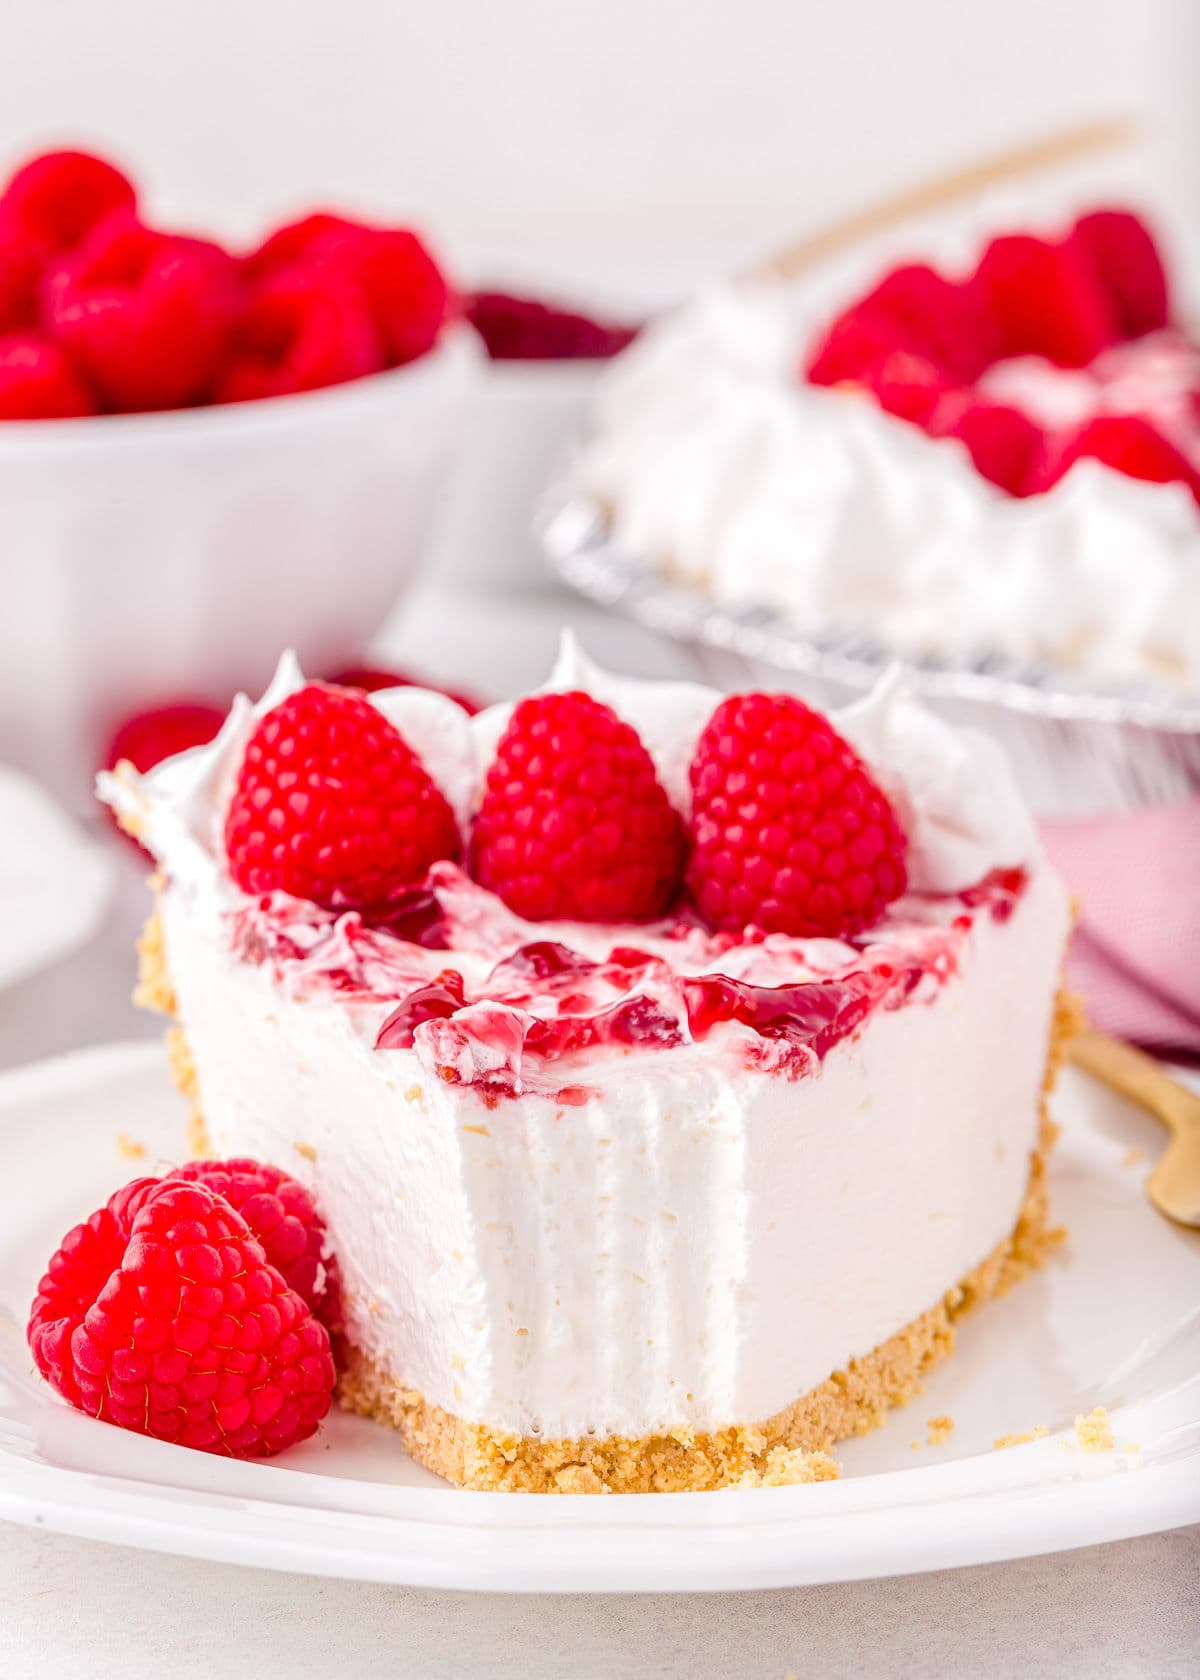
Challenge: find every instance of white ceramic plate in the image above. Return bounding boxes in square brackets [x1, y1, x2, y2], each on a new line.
[0, 1041, 1197, 1591]
[0, 770, 112, 991]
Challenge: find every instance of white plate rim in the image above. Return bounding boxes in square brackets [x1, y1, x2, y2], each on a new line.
[0, 1041, 1197, 1593]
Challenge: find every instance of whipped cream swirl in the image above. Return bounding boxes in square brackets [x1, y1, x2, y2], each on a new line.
[99, 636, 1036, 901]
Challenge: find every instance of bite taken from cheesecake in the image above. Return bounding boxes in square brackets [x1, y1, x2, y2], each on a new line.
[100, 638, 1076, 1493]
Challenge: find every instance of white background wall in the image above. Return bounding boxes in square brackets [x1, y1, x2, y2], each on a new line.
[0, 1, 1191, 305]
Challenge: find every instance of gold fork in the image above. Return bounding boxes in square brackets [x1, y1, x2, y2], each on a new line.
[1072, 1030, 1200, 1229]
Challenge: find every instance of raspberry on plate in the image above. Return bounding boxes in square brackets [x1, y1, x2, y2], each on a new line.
[42, 211, 240, 411]
[972, 232, 1118, 368]
[224, 681, 461, 910]
[687, 693, 907, 938]
[27, 1175, 335, 1458]
[174, 1158, 338, 1326]
[1, 149, 135, 254]
[214, 265, 382, 402]
[1070, 208, 1169, 339]
[0, 331, 95, 418]
[104, 701, 226, 774]
[470, 690, 685, 923]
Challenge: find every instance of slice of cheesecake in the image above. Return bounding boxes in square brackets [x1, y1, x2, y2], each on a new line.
[103, 642, 1075, 1492]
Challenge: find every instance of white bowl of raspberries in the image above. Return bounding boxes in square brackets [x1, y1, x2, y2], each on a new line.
[0, 148, 481, 806]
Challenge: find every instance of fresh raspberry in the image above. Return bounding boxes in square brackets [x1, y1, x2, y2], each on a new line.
[972, 233, 1118, 368]
[861, 350, 957, 425]
[808, 268, 997, 387]
[0, 214, 50, 332]
[27, 1176, 335, 1458]
[224, 681, 460, 910]
[471, 690, 684, 922]
[466, 290, 637, 360]
[326, 663, 482, 715]
[42, 211, 240, 411]
[931, 398, 1044, 496]
[104, 701, 226, 774]
[241, 212, 361, 284]
[854, 265, 998, 382]
[0, 332, 95, 418]
[687, 694, 907, 938]
[1, 149, 135, 253]
[805, 305, 913, 386]
[1070, 209, 1169, 339]
[1036, 413, 1200, 502]
[244, 215, 449, 367]
[174, 1158, 337, 1326]
[214, 265, 382, 402]
[344, 228, 450, 365]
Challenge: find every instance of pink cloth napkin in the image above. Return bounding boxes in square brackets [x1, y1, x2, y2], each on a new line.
[1040, 800, 1200, 1057]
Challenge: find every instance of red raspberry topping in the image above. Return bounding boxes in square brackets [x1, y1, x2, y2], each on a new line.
[972, 233, 1118, 368]
[931, 398, 1045, 497]
[27, 1175, 335, 1458]
[687, 693, 907, 937]
[224, 681, 460, 911]
[0, 332, 95, 418]
[327, 663, 482, 715]
[214, 265, 382, 402]
[1, 149, 135, 253]
[42, 211, 240, 411]
[466, 290, 637, 360]
[471, 691, 684, 923]
[174, 1158, 337, 1326]
[805, 305, 913, 387]
[861, 350, 956, 425]
[854, 264, 998, 382]
[1036, 413, 1200, 502]
[1070, 209, 1169, 339]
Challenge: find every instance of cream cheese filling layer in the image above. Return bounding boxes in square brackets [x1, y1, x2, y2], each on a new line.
[160, 862, 1069, 1440]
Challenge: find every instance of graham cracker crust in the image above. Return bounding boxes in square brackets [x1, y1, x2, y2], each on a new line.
[137, 901, 1081, 1494]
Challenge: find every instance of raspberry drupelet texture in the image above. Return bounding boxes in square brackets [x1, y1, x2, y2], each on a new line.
[27, 1177, 334, 1458]
[175, 1158, 337, 1327]
[471, 690, 685, 923]
[687, 693, 907, 938]
[223, 681, 461, 912]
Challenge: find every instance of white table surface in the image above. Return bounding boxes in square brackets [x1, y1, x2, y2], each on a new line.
[1, 574, 1197, 1679]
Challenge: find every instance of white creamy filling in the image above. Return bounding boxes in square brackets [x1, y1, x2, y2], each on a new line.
[161, 863, 1069, 1439]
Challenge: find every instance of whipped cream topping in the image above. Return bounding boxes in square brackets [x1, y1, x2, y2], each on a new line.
[100, 638, 1036, 907]
[100, 644, 1042, 1099]
[576, 205, 1200, 688]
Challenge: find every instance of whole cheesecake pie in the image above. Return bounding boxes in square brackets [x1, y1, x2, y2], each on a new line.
[578, 200, 1200, 689]
[101, 641, 1075, 1492]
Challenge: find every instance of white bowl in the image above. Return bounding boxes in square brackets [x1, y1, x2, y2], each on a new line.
[0, 324, 482, 808]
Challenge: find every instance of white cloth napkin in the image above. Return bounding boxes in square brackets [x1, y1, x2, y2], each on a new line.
[0, 765, 113, 990]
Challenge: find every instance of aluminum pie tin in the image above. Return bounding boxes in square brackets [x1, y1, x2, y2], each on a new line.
[542, 493, 1200, 816]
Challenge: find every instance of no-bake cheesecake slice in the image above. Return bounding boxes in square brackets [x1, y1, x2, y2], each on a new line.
[102, 641, 1075, 1491]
